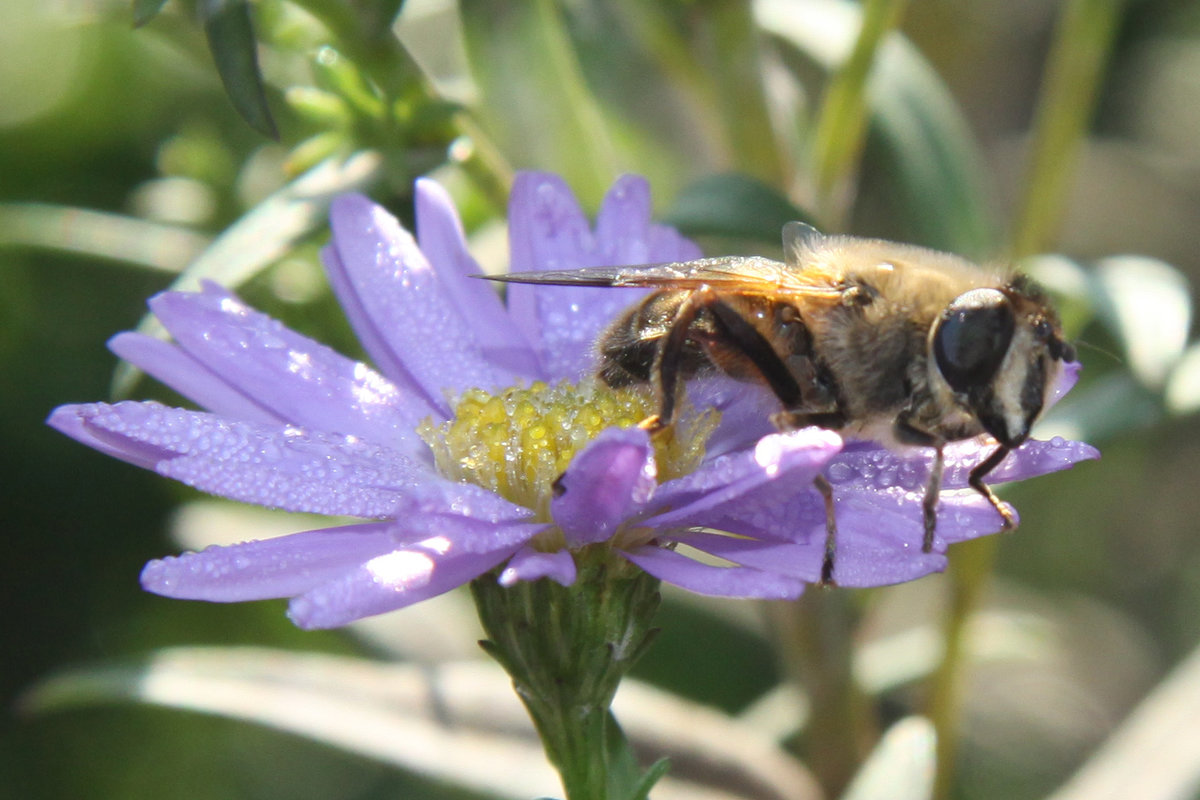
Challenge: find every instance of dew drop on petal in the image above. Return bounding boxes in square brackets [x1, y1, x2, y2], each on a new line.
[827, 462, 855, 483]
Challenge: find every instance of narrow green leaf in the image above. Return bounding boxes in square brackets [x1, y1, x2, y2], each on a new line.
[863, 39, 997, 257]
[1011, 0, 1124, 258]
[809, 0, 910, 227]
[357, 0, 408, 39]
[200, 0, 278, 139]
[664, 172, 813, 244]
[0, 203, 208, 272]
[756, 0, 997, 256]
[132, 0, 170, 27]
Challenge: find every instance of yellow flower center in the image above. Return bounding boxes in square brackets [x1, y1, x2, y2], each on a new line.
[420, 379, 717, 518]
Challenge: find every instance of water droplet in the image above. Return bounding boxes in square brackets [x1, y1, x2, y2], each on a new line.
[827, 462, 854, 482]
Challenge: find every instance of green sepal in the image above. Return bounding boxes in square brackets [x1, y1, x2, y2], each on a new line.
[471, 545, 664, 800]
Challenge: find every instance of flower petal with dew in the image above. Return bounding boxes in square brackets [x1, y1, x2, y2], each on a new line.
[48, 172, 1098, 628]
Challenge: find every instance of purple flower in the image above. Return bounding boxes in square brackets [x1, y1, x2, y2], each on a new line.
[47, 172, 1097, 629]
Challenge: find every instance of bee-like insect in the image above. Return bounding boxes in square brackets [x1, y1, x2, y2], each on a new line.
[486, 223, 1075, 583]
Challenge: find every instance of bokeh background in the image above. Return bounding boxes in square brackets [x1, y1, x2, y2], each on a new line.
[4, 0, 1200, 798]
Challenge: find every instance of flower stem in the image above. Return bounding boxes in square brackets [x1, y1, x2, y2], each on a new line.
[471, 547, 663, 800]
[1010, 0, 1123, 259]
[809, 0, 910, 229]
[767, 591, 875, 797]
[929, 535, 997, 800]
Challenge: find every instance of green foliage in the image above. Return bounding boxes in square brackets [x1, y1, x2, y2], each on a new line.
[7, 0, 1200, 798]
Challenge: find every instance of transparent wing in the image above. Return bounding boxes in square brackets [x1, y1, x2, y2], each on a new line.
[478, 255, 840, 297]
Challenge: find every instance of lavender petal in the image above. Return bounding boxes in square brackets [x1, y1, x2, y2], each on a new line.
[146, 283, 433, 458]
[945, 436, 1100, 487]
[645, 428, 843, 531]
[109, 332, 284, 426]
[823, 435, 1099, 496]
[505, 172, 615, 377]
[48, 401, 455, 518]
[672, 532, 824, 583]
[552, 427, 657, 547]
[504, 173, 704, 380]
[396, 514, 546, 554]
[326, 194, 514, 415]
[621, 545, 807, 599]
[140, 522, 402, 601]
[413, 178, 541, 378]
[288, 540, 516, 629]
[684, 376, 778, 457]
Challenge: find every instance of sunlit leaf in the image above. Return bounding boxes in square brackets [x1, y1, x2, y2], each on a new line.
[24, 648, 821, 800]
[1164, 342, 1200, 416]
[0, 203, 208, 272]
[840, 717, 936, 800]
[1047, 642, 1200, 800]
[1091, 255, 1191, 389]
[664, 173, 813, 244]
[200, 0, 278, 138]
[115, 151, 384, 396]
[132, 0, 171, 27]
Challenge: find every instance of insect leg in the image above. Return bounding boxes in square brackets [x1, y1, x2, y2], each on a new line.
[922, 445, 945, 552]
[704, 295, 805, 410]
[814, 474, 837, 585]
[649, 287, 811, 430]
[697, 294, 847, 582]
[968, 444, 1016, 530]
[643, 289, 711, 431]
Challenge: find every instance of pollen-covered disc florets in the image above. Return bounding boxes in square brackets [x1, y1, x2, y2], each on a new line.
[421, 380, 716, 516]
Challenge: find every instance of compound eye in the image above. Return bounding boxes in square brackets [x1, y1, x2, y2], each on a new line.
[934, 288, 1016, 393]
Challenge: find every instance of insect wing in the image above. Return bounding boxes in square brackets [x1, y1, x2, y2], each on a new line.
[481, 256, 816, 292]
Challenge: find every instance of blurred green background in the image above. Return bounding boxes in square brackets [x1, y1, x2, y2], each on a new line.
[4, 0, 1200, 799]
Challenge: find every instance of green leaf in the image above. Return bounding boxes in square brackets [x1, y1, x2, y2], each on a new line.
[664, 173, 813, 244]
[840, 717, 936, 800]
[132, 0, 170, 27]
[0, 203, 208, 272]
[200, 0, 278, 139]
[114, 151, 384, 396]
[756, 0, 997, 256]
[863, 38, 997, 256]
